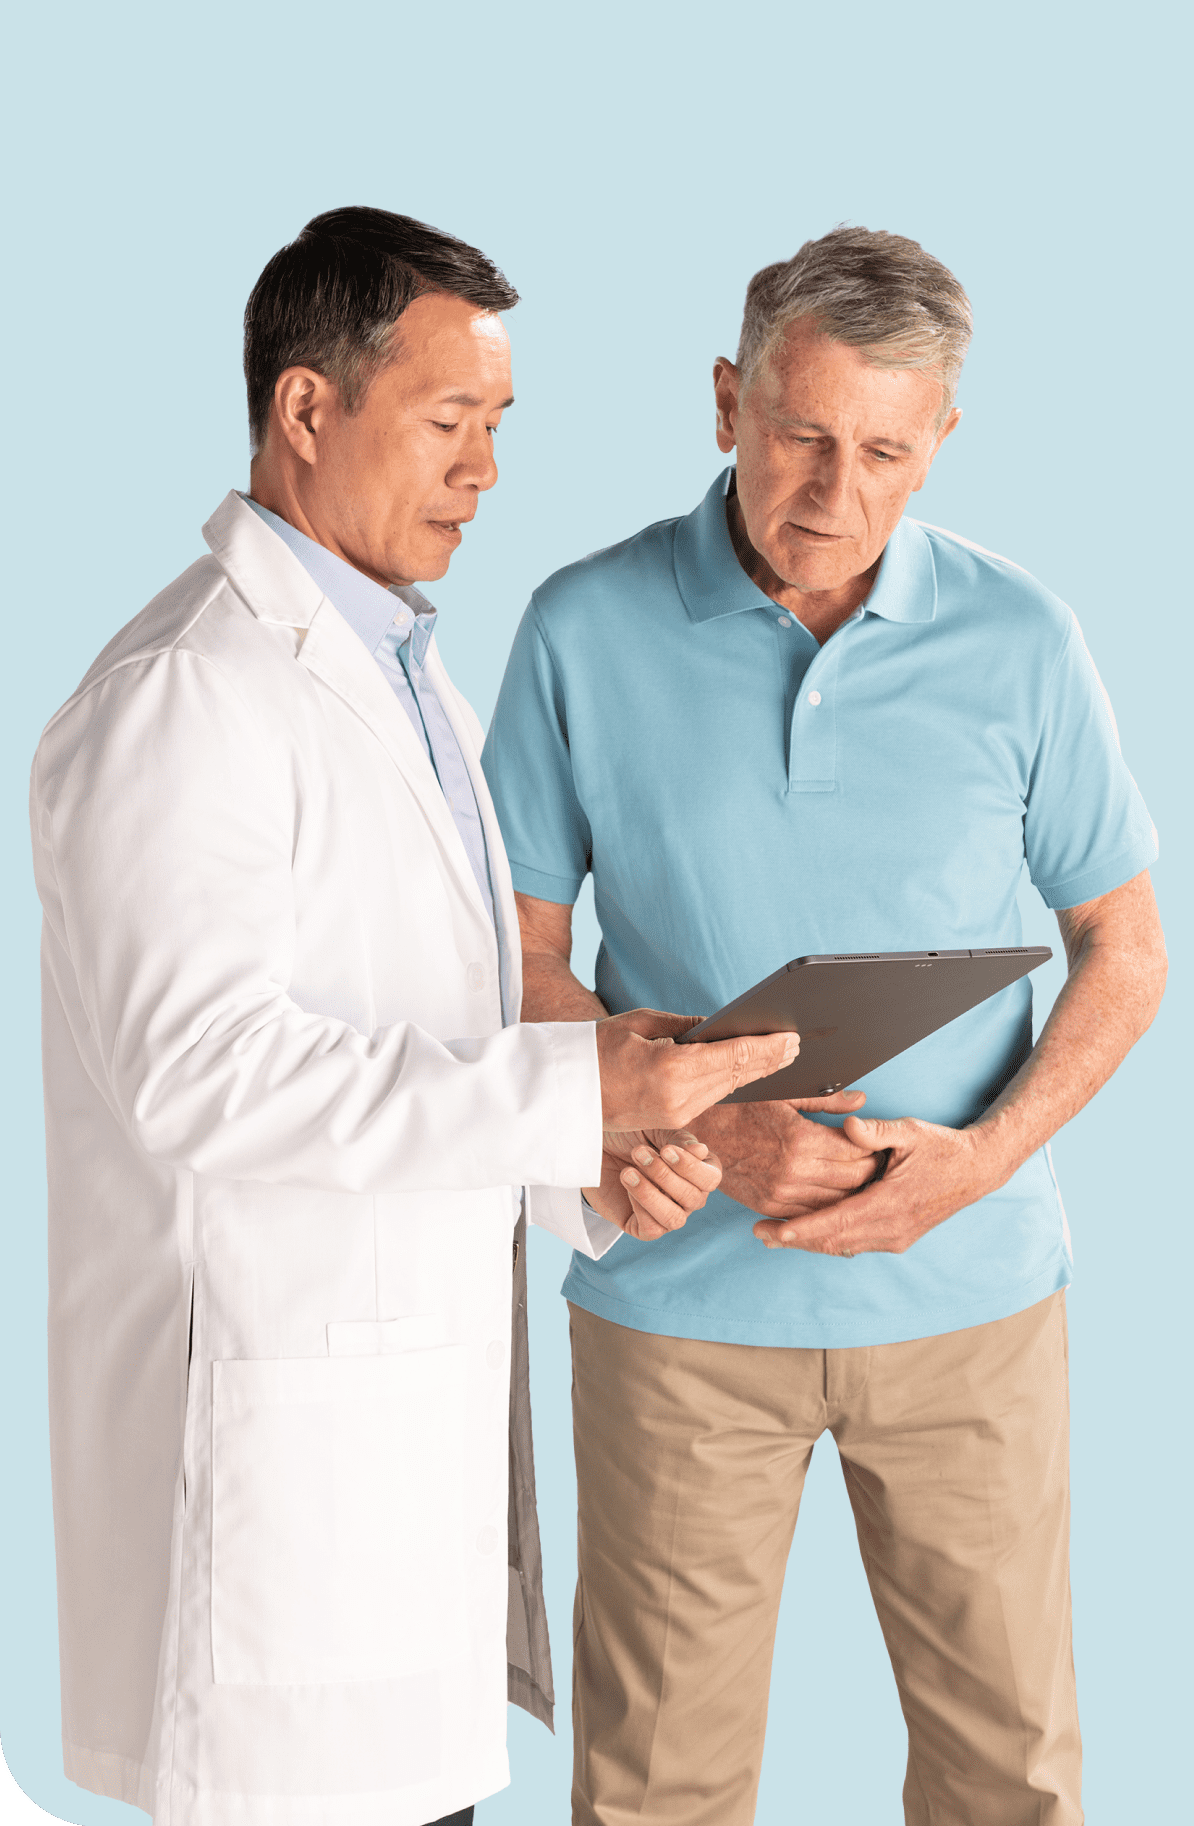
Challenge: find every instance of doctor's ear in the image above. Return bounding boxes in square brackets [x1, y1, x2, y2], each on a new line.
[271, 366, 340, 468]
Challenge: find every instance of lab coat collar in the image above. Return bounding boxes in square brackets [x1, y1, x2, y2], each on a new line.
[202, 491, 506, 951]
[203, 489, 325, 628]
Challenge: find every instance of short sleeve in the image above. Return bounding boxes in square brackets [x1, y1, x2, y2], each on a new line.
[482, 600, 592, 905]
[1024, 612, 1158, 908]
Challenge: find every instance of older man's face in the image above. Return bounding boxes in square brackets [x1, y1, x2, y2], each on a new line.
[714, 318, 959, 605]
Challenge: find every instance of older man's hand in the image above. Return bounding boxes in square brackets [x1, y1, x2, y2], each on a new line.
[584, 1128, 723, 1241]
[690, 1093, 882, 1218]
[751, 1113, 994, 1255]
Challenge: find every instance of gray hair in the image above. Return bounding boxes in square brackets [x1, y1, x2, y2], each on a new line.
[736, 225, 973, 423]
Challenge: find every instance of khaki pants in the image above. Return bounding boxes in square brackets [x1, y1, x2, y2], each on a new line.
[570, 1293, 1081, 1825]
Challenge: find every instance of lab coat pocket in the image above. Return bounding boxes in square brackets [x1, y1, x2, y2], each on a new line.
[210, 1347, 468, 1686]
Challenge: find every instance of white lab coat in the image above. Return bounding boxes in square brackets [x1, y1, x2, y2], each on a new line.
[29, 491, 618, 1826]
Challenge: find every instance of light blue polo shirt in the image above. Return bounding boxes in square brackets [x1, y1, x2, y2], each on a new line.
[481, 467, 1158, 1348]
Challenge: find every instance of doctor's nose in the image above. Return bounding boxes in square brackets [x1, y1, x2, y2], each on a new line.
[449, 425, 499, 493]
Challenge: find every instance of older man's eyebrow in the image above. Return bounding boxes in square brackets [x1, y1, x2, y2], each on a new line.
[776, 413, 916, 453]
[435, 390, 515, 409]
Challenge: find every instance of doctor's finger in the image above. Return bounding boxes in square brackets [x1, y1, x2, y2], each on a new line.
[619, 1165, 692, 1235]
[630, 1144, 720, 1209]
[676, 1031, 799, 1117]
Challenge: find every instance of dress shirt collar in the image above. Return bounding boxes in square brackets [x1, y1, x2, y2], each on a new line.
[672, 466, 938, 628]
[241, 496, 437, 653]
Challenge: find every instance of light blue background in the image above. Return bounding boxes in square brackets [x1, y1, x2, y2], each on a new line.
[1, 3, 1188, 1821]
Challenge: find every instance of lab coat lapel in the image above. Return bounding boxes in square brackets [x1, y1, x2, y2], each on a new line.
[423, 638, 524, 1020]
[296, 609, 497, 931]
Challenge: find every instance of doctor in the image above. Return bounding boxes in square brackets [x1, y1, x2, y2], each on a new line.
[29, 206, 793, 1826]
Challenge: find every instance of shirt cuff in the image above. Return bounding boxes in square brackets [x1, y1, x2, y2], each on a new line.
[507, 859, 586, 905]
[525, 1183, 622, 1259]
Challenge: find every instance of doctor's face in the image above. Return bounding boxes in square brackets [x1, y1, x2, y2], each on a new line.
[271, 292, 513, 588]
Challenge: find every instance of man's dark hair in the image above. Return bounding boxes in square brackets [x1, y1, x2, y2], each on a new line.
[243, 206, 519, 450]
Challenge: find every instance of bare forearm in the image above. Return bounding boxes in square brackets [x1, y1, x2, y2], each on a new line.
[521, 947, 608, 1023]
[971, 876, 1167, 1189]
[514, 890, 609, 1024]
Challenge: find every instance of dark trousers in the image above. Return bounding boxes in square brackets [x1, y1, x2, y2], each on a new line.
[426, 1811, 474, 1825]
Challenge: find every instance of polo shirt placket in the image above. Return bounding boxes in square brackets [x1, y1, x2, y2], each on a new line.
[787, 623, 844, 794]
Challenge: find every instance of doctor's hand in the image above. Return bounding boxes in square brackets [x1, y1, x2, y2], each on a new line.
[689, 1092, 882, 1219]
[594, 1008, 799, 1132]
[751, 1114, 993, 1256]
[584, 1129, 723, 1241]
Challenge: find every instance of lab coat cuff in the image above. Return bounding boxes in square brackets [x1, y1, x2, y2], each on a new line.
[525, 1184, 622, 1259]
[543, 1019, 604, 1187]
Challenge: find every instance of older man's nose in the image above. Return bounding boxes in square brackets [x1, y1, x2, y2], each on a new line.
[810, 449, 855, 518]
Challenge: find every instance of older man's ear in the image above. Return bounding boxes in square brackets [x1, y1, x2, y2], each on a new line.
[712, 355, 741, 454]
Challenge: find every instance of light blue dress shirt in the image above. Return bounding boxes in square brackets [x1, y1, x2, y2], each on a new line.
[243, 496, 495, 925]
[483, 467, 1159, 1350]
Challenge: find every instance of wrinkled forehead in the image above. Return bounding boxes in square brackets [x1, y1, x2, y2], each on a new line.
[749, 324, 946, 439]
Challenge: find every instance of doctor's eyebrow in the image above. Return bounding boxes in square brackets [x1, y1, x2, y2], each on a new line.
[436, 390, 515, 408]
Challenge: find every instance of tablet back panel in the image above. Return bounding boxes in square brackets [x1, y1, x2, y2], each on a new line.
[679, 948, 1052, 1103]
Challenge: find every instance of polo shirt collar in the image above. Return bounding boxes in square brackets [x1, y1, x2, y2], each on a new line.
[673, 469, 775, 623]
[863, 514, 938, 624]
[673, 467, 938, 626]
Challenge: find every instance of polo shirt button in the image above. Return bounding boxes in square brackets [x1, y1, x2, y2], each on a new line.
[807, 690, 822, 706]
[467, 962, 486, 991]
[476, 1525, 499, 1555]
[778, 615, 792, 628]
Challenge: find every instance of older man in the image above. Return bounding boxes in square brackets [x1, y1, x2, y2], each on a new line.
[29, 206, 792, 1826]
[482, 227, 1167, 1824]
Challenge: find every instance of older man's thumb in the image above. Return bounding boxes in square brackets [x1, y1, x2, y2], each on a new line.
[842, 1114, 892, 1147]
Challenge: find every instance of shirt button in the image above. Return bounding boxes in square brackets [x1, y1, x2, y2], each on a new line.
[778, 615, 792, 628]
[467, 962, 486, 991]
[807, 690, 822, 706]
[476, 1526, 499, 1556]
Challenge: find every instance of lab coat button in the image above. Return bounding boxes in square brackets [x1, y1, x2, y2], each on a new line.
[466, 962, 485, 991]
[476, 1525, 499, 1555]
[486, 1339, 505, 1371]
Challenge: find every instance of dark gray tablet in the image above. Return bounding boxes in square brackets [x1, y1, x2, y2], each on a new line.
[676, 947, 1053, 1103]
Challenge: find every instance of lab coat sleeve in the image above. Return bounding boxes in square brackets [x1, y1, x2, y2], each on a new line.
[31, 649, 603, 1195]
